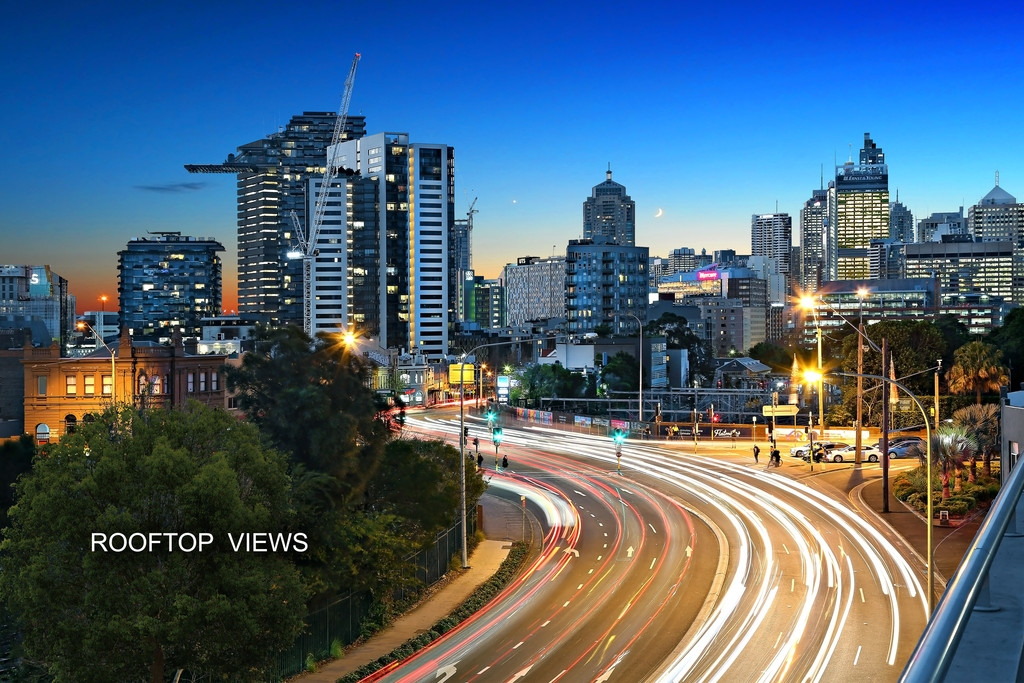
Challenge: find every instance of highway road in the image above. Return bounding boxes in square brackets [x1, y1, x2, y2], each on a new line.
[374, 413, 930, 682]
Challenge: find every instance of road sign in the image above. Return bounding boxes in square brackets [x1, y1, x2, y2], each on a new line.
[762, 404, 800, 416]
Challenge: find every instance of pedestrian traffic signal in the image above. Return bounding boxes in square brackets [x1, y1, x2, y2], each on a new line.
[485, 409, 497, 423]
[492, 427, 503, 445]
[463, 427, 469, 439]
[611, 429, 627, 445]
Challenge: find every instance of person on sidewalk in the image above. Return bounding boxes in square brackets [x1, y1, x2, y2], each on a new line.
[753, 444, 760, 464]
[771, 447, 781, 467]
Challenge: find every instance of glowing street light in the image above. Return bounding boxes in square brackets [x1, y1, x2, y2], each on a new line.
[799, 297, 825, 437]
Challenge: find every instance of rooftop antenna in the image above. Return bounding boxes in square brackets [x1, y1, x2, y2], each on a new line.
[820, 163, 824, 190]
[996, 170, 1000, 186]
[775, 199, 779, 213]
[606, 162, 612, 181]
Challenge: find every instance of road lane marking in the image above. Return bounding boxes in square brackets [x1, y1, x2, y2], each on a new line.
[791, 578, 795, 592]
[774, 632, 783, 649]
[513, 641, 524, 649]
[578, 584, 584, 590]
[563, 601, 570, 607]
[650, 557, 657, 569]
[783, 543, 791, 555]
[859, 587, 865, 603]
[854, 645, 862, 665]
[649, 523, 658, 533]
[477, 667, 490, 675]
[574, 490, 587, 497]
[541, 620, 550, 627]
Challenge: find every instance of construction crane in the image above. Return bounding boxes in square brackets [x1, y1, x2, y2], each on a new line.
[294, 52, 361, 337]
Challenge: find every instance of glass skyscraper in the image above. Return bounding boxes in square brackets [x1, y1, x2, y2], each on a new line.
[827, 133, 890, 281]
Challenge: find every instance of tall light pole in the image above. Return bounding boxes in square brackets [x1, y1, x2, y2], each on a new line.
[77, 321, 116, 405]
[835, 370, 935, 615]
[457, 338, 528, 568]
[627, 313, 643, 423]
[799, 297, 825, 436]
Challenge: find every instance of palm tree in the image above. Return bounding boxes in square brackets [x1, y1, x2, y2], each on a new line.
[930, 424, 978, 500]
[946, 341, 1010, 404]
[952, 403, 1000, 479]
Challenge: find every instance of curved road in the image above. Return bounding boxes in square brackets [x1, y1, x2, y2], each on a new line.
[376, 414, 929, 682]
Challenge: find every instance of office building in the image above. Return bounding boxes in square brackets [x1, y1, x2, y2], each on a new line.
[453, 207, 474, 323]
[502, 256, 566, 326]
[751, 213, 792, 274]
[460, 273, 504, 329]
[895, 238, 1021, 304]
[186, 111, 367, 325]
[583, 169, 635, 246]
[668, 247, 698, 274]
[118, 233, 224, 341]
[918, 209, 967, 242]
[0, 265, 74, 348]
[890, 198, 915, 242]
[827, 133, 890, 280]
[565, 238, 648, 335]
[799, 188, 829, 292]
[969, 180, 1024, 246]
[321, 132, 456, 361]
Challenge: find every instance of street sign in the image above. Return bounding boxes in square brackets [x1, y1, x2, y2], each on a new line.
[762, 404, 800, 416]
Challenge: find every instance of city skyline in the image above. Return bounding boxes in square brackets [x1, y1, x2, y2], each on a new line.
[5, 1, 1024, 312]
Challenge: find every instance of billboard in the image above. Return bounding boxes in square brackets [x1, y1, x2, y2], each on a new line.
[447, 363, 475, 385]
[496, 374, 510, 404]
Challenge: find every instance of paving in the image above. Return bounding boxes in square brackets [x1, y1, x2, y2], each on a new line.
[291, 448, 982, 682]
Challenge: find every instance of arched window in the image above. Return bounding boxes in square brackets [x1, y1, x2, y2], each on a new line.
[64, 414, 77, 434]
[35, 424, 50, 445]
[138, 372, 149, 394]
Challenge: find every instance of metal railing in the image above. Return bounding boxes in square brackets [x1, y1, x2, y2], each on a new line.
[899, 455, 1024, 681]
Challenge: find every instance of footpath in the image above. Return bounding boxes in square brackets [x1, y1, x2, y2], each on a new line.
[292, 448, 980, 682]
[290, 495, 520, 682]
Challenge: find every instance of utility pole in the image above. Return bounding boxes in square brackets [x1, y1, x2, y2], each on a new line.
[881, 337, 891, 513]
[855, 322, 864, 466]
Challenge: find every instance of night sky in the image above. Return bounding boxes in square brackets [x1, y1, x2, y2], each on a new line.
[4, 0, 1023, 312]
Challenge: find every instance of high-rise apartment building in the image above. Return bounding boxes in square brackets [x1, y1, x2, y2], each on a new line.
[502, 256, 567, 326]
[826, 133, 890, 280]
[583, 169, 635, 246]
[799, 188, 829, 292]
[969, 181, 1024, 246]
[0, 265, 74, 347]
[890, 199, 915, 242]
[751, 213, 792, 274]
[319, 132, 456, 361]
[453, 209, 474, 322]
[118, 233, 224, 341]
[565, 239, 648, 335]
[186, 112, 366, 325]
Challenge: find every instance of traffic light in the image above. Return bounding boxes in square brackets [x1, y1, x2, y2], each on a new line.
[492, 427, 503, 445]
[473, 437, 479, 450]
[712, 413, 721, 423]
[611, 429, 627, 445]
[463, 427, 469, 440]
[485, 408, 497, 423]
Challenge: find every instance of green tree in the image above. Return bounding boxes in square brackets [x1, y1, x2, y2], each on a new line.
[601, 352, 639, 392]
[0, 403, 306, 682]
[930, 423, 978, 499]
[0, 434, 35, 528]
[933, 314, 971, 369]
[952, 403, 1000, 479]
[647, 312, 715, 383]
[225, 324, 392, 505]
[988, 307, 1024, 389]
[947, 341, 1010, 404]
[518, 363, 589, 403]
[747, 341, 792, 372]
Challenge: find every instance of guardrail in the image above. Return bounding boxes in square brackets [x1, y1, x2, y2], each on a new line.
[899, 454, 1024, 681]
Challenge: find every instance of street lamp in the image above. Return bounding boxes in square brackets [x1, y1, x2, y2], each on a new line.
[799, 296, 825, 438]
[627, 313, 643, 423]
[77, 321, 116, 405]
[457, 338, 528, 568]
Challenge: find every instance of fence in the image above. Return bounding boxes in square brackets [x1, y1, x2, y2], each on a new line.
[273, 519, 471, 679]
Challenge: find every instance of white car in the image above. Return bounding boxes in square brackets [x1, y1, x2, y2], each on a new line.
[790, 441, 850, 460]
[830, 445, 881, 463]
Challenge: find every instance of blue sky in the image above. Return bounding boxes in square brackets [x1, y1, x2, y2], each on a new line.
[4, 1, 1024, 311]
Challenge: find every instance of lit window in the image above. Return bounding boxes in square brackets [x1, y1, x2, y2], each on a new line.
[84, 376, 95, 395]
[102, 375, 112, 395]
[66, 375, 77, 395]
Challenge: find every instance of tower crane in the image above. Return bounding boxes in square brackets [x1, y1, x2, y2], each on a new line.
[293, 52, 361, 336]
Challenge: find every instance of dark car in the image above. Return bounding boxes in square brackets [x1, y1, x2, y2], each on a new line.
[798, 441, 850, 462]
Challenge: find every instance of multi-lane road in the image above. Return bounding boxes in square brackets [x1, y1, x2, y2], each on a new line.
[375, 413, 930, 682]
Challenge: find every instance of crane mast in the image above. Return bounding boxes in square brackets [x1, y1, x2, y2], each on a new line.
[301, 52, 360, 336]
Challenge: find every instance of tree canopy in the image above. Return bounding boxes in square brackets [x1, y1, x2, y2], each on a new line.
[0, 403, 306, 682]
[947, 341, 1010, 404]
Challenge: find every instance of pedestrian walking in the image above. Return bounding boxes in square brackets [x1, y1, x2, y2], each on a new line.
[753, 444, 760, 464]
[771, 447, 781, 467]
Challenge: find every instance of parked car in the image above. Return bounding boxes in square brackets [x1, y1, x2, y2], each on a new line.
[829, 444, 881, 463]
[791, 441, 849, 460]
[888, 440, 925, 459]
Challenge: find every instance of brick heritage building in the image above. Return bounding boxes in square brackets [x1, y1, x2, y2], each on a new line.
[22, 334, 237, 444]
